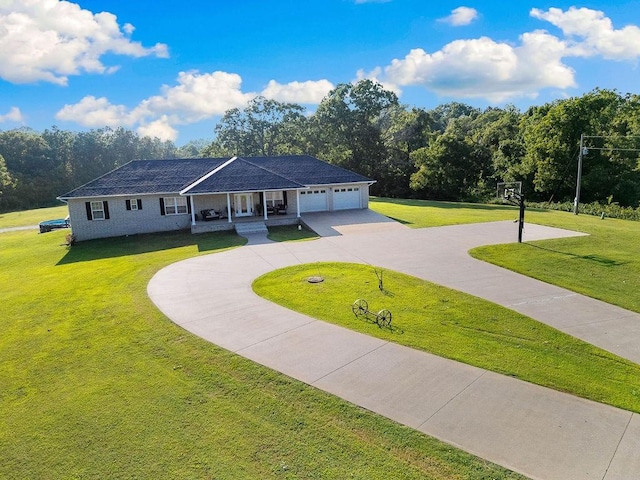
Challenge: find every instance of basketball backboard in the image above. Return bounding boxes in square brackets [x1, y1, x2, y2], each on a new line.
[496, 181, 522, 202]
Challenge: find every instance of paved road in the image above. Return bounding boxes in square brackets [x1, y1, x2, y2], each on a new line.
[148, 211, 640, 480]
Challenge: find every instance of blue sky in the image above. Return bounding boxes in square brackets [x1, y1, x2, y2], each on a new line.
[1, 0, 639, 145]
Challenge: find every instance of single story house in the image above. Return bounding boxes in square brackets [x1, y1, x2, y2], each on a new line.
[58, 155, 374, 241]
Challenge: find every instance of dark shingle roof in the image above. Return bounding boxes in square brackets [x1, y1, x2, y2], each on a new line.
[183, 157, 303, 194]
[244, 155, 371, 186]
[59, 158, 228, 199]
[59, 155, 373, 199]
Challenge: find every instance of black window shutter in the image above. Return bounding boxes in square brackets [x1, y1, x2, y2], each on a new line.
[186, 196, 192, 214]
[126, 200, 131, 210]
[159, 198, 165, 215]
[137, 199, 143, 210]
[85, 202, 93, 221]
[259, 192, 264, 208]
[283, 191, 288, 205]
[103, 201, 110, 220]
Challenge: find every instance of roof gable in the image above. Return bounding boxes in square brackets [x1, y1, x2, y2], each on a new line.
[182, 157, 303, 194]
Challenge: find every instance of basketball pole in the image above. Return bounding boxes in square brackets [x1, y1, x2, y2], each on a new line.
[518, 193, 525, 243]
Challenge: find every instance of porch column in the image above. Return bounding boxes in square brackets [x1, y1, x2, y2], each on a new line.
[226, 193, 232, 223]
[263, 191, 268, 220]
[296, 190, 301, 218]
[189, 196, 196, 226]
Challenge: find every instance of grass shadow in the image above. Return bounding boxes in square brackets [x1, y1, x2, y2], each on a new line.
[57, 230, 246, 265]
[355, 314, 404, 334]
[529, 244, 628, 267]
[383, 216, 412, 225]
[388, 324, 404, 335]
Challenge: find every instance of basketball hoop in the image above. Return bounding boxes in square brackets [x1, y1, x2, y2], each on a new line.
[496, 181, 525, 243]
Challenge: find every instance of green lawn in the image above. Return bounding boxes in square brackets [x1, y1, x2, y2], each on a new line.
[371, 197, 640, 313]
[0, 205, 69, 229]
[0, 225, 523, 479]
[253, 262, 640, 414]
[267, 224, 319, 242]
[370, 197, 536, 227]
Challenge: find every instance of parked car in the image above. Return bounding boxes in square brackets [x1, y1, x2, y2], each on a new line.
[39, 217, 70, 233]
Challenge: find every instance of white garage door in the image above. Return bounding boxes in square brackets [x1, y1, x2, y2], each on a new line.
[299, 189, 327, 212]
[333, 186, 361, 210]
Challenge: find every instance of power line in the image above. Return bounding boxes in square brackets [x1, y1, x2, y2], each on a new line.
[582, 147, 640, 152]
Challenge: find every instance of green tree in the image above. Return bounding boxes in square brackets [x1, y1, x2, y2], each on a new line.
[430, 102, 482, 132]
[411, 110, 493, 200]
[521, 89, 640, 205]
[0, 128, 53, 209]
[0, 154, 13, 196]
[208, 96, 307, 157]
[378, 106, 435, 197]
[313, 80, 399, 194]
[0, 126, 181, 211]
[471, 106, 526, 192]
[176, 139, 210, 158]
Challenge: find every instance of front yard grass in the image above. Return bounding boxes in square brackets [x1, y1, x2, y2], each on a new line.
[253, 262, 640, 414]
[267, 224, 319, 242]
[0, 205, 68, 229]
[0, 226, 523, 479]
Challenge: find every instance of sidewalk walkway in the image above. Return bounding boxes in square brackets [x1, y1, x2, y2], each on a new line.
[148, 216, 640, 480]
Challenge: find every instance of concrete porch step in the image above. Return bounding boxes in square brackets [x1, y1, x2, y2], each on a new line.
[234, 221, 268, 235]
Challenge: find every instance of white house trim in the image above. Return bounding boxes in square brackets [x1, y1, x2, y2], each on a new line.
[179, 156, 237, 195]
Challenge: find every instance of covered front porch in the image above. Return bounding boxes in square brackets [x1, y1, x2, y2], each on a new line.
[187, 190, 300, 234]
[190, 212, 300, 234]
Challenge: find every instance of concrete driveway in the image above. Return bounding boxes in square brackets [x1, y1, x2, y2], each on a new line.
[148, 210, 640, 480]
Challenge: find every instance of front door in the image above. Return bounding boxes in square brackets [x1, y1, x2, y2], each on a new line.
[234, 193, 253, 217]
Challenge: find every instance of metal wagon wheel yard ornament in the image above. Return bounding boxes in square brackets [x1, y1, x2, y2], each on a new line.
[352, 298, 392, 328]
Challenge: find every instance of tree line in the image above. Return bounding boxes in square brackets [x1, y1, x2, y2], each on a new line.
[1, 81, 639, 212]
[0, 127, 194, 211]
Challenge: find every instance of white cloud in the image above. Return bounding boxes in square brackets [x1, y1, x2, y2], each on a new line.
[440, 7, 478, 26]
[261, 79, 334, 103]
[383, 32, 575, 102]
[57, 71, 332, 141]
[56, 71, 253, 140]
[56, 70, 334, 141]
[369, 6, 640, 102]
[132, 71, 254, 125]
[137, 116, 178, 142]
[56, 96, 135, 127]
[531, 7, 640, 60]
[0, 0, 168, 85]
[0, 106, 25, 123]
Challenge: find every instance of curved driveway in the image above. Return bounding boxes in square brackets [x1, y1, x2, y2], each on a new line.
[149, 211, 640, 480]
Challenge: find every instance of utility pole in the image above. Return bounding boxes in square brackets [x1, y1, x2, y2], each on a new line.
[573, 134, 640, 215]
[574, 133, 584, 215]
